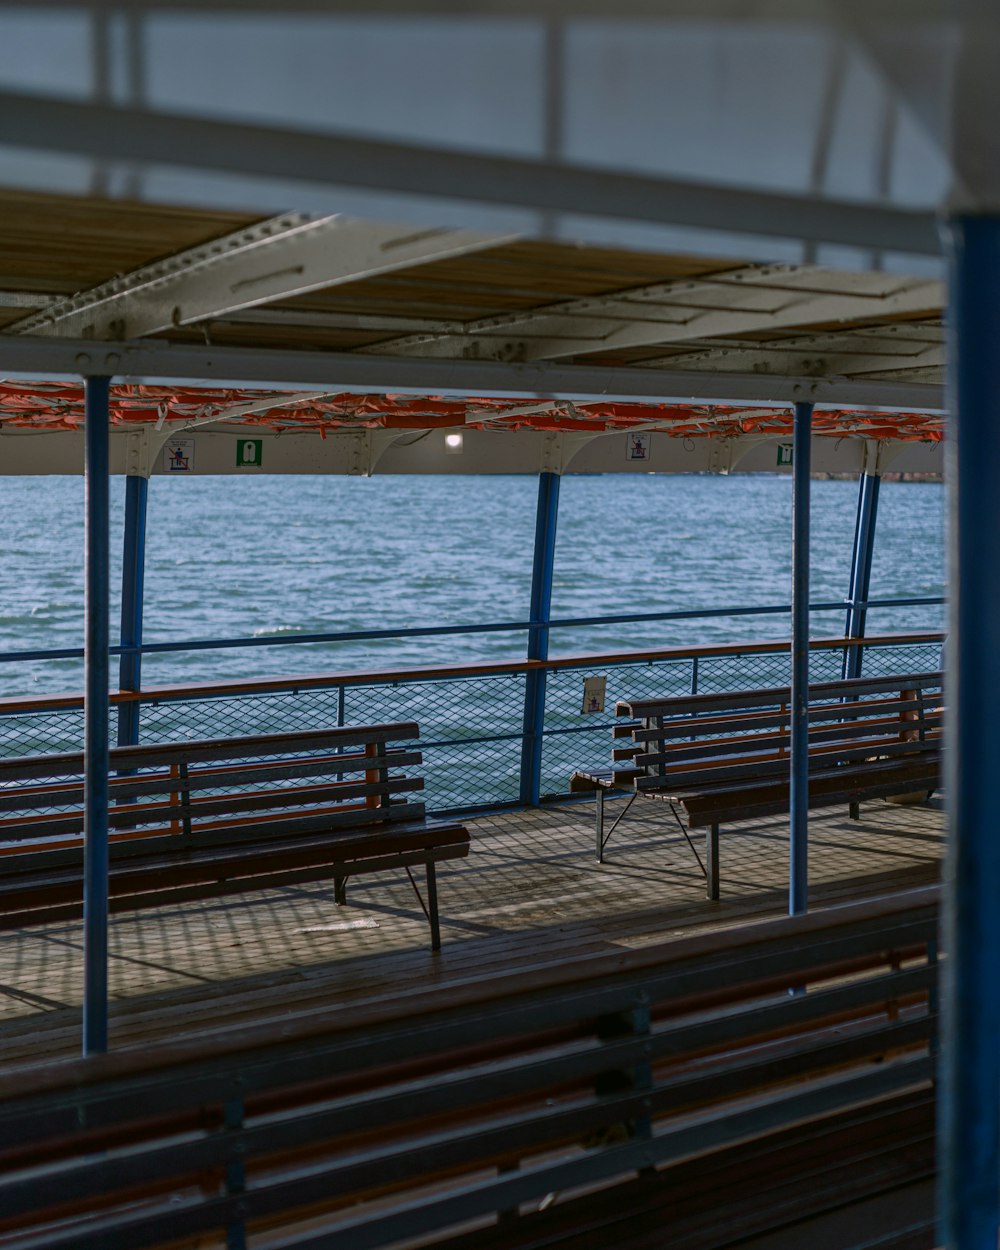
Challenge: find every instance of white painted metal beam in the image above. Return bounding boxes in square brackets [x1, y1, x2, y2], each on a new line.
[637, 328, 945, 378]
[222, 308, 470, 335]
[9, 214, 515, 341]
[0, 333, 945, 409]
[661, 322, 942, 363]
[0, 292, 56, 310]
[362, 266, 943, 362]
[656, 350, 944, 382]
[0, 92, 942, 259]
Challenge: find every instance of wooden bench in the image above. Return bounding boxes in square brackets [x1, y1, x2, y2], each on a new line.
[0, 722, 470, 950]
[0, 887, 938, 1250]
[571, 672, 942, 900]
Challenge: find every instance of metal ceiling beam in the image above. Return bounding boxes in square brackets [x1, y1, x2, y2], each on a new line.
[0, 292, 56, 310]
[647, 345, 945, 381]
[0, 91, 942, 258]
[362, 267, 943, 362]
[0, 333, 945, 410]
[661, 322, 942, 361]
[9, 214, 515, 342]
[222, 308, 470, 335]
[637, 327, 945, 377]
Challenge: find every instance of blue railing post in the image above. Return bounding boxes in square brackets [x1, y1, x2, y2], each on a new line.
[116, 474, 148, 747]
[940, 215, 1000, 1250]
[842, 468, 881, 679]
[789, 401, 812, 916]
[84, 375, 111, 1056]
[520, 471, 561, 805]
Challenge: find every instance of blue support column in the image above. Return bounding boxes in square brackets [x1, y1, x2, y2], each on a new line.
[940, 215, 1000, 1250]
[789, 401, 812, 916]
[116, 474, 148, 747]
[519, 471, 561, 806]
[842, 469, 881, 679]
[83, 375, 111, 1056]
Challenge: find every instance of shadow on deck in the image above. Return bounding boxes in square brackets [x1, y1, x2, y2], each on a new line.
[0, 793, 944, 1066]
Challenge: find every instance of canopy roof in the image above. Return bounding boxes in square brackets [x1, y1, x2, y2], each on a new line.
[0, 191, 944, 474]
[0, 194, 942, 408]
[1, 2, 977, 475]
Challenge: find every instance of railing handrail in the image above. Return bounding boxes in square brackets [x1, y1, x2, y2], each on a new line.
[0, 630, 945, 715]
[0, 595, 946, 666]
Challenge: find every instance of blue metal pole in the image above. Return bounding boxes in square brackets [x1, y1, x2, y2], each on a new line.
[116, 474, 148, 747]
[519, 471, 561, 805]
[84, 375, 111, 1056]
[940, 215, 1000, 1250]
[789, 401, 812, 916]
[842, 470, 881, 679]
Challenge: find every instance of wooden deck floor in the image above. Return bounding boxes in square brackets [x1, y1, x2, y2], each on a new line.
[0, 794, 945, 1067]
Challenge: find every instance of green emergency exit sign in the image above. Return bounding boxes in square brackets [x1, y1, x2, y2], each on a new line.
[777, 444, 794, 466]
[236, 439, 263, 468]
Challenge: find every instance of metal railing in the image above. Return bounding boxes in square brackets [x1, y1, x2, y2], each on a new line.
[0, 623, 944, 814]
[0, 595, 944, 666]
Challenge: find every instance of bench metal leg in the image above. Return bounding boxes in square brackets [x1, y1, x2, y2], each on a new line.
[404, 864, 443, 952]
[334, 875, 347, 905]
[706, 825, 720, 900]
[849, 801, 861, 820]
[596, 791, 638, 863]
[426, 862, 441, 953]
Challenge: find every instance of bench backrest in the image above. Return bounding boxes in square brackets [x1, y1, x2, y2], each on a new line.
[0, 887, 938, 1250]
[0, 723, 425, 864]
[613, 672, 943, 791]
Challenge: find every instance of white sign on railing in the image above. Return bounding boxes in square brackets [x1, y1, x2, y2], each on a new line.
[581, 675, 607, 714]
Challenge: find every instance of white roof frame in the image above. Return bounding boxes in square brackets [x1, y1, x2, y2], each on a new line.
[361, 266, 943, 362]
[0, 333, 944, 409]
[10, 215, 514, 341]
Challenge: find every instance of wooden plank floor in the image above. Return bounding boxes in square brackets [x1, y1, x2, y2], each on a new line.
[0, 794, 945, 1068]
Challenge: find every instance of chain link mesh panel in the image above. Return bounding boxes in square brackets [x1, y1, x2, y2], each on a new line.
[344, 673, 526, 810]
[137, 689, 345, 744]
[0, 708, 115, 765]
[0, 636, 943, 813]
[857, 640, 942, 678]
[133, 672, 528, 812]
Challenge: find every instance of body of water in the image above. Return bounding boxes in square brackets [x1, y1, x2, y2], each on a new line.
[0, 473, 946, 698]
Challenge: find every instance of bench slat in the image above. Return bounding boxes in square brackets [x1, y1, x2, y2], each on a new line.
[0, 776, 425, 843]
[0, 836, 471, 930]
[617, 671, 940, 719]
[624, 694, 939, 743]
[0, 722, 422, 784]
[634, 736, 938, 789]
[667, 761, 940, 828]
[0, 799, 441, 878]
[0, 749, 425, 816]
[617, 714, 942, 764]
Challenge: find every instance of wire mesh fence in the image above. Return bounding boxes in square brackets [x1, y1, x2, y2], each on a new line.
[0, 634, 943, 813]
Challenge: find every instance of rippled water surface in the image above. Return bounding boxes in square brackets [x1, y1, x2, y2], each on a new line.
[0, 474, 945, 696]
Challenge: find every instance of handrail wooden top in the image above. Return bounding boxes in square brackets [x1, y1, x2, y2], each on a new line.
[0, 630, 945, 715]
